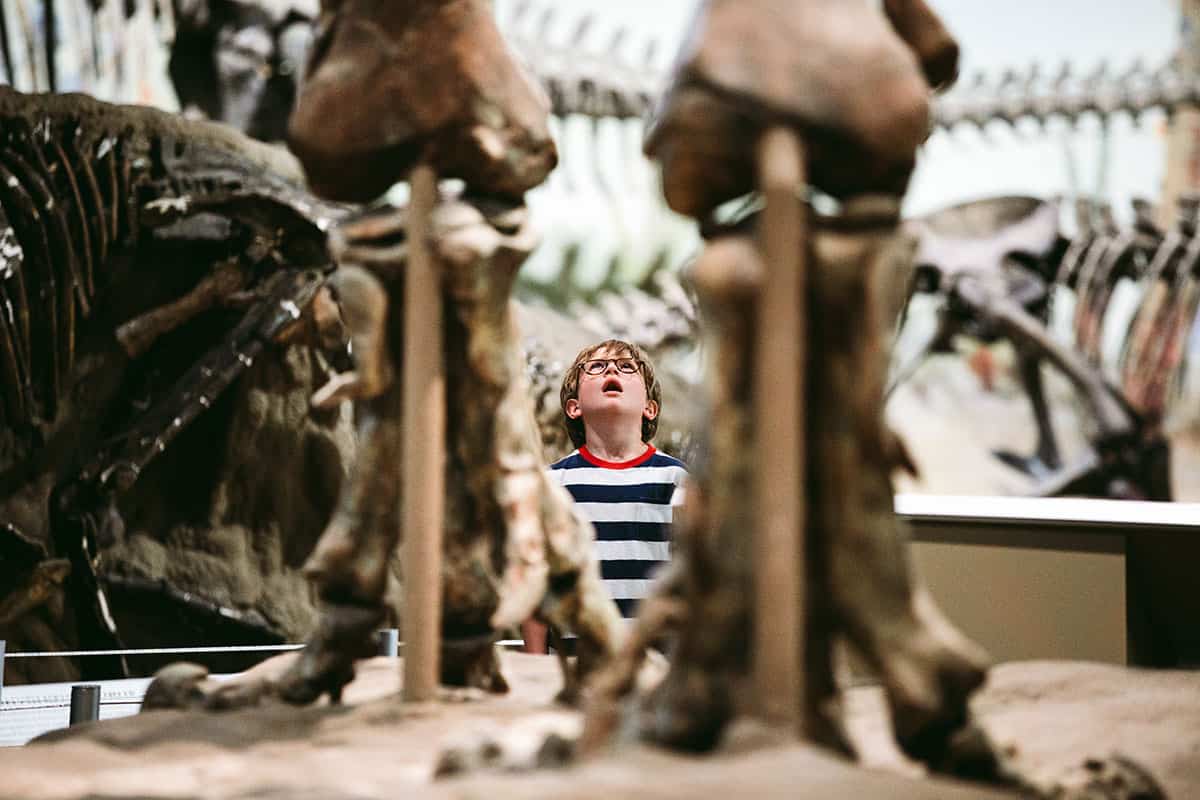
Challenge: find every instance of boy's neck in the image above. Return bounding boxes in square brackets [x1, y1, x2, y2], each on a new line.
[581, 421, 648, 464]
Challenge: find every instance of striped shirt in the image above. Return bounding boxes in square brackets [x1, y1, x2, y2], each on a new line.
[549, 445, 688, 618]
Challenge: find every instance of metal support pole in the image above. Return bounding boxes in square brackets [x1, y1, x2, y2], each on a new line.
[0, 639, 6, 706]
[377, 628, 400, 657]
[402, 163, 444, 703]
[753, 127, 807, 734]
[69, 684, 101, 725]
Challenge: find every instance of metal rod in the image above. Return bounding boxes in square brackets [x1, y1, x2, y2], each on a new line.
[377, 628, 399, 658]
[1, 639, 6, 706]
[68, 684, 100, 725]
[401, 163, 444, 703]
[752, 127, 807, 733]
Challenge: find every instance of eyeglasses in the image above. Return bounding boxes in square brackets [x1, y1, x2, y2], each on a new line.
[581, 357, 640, 376]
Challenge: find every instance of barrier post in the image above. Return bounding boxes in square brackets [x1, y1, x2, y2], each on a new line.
[377, 628, 400, 657]
[69, 684, 101, 725]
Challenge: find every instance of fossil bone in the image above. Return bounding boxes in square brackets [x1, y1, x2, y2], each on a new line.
[572, 0, 1003, 783]
[287, 194, 623, 703]
[286, 0, 557, 202]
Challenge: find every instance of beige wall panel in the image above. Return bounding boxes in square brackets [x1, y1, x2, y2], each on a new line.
[910, 525, 1126, 665]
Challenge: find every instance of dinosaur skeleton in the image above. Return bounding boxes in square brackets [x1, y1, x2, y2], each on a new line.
[10, 1, 1193, 135]
[0, 87, 692, 689]
[0, 86, 350, 681]
[563, 0, 1006, 784]
[139, 0, 625, 709]
[513, 7, 1200, 129]
[896, 193, 1191, 500]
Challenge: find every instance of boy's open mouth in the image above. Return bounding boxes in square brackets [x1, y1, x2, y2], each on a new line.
[602, 378, 623, 394]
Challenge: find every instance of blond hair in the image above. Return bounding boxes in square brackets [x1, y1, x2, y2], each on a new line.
[559, 339, 662, 449]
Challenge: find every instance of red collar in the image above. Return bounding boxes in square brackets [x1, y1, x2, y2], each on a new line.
[579, 445, 656, 469]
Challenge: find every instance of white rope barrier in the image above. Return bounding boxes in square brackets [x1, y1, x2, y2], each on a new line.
[4, 645, 306, 659]
[3, 641, 527, 660]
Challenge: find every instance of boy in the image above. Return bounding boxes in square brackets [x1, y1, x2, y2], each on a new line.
[523, 339, 688, 652]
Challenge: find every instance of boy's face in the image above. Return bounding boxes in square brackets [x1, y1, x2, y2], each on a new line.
[565, 345, 659, 434]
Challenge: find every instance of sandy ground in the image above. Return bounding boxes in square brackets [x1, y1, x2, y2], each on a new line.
[2, 652, 1196, 800]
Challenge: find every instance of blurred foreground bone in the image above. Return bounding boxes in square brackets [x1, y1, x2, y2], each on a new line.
[580, 0, 1004, 781]
[282, 197, 623, 703]
[278, 0, 619, 704]
[147, 195, 624, 708]
[646, 0, 956, 220]
[285, 0, 557, 202]
[146, 0, 621, 709]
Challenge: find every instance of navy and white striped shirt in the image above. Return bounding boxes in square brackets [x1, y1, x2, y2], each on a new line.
[549, 445, 688, 618]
